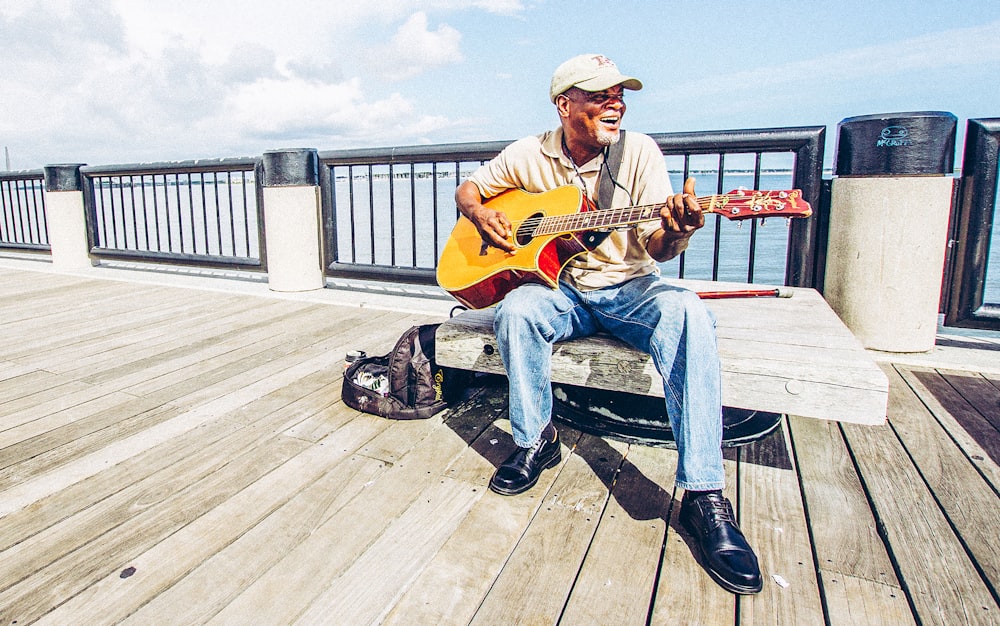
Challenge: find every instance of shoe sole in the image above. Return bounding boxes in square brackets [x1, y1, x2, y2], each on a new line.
[681, 516, 763, 595]
[488, 448, 562, 496]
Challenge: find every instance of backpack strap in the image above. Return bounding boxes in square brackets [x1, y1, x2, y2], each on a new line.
[597, 130, 626, 210]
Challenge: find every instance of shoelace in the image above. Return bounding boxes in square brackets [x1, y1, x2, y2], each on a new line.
[701, 496, 737, 530]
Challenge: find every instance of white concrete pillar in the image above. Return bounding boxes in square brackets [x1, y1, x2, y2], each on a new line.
[824, 177, 953, 352]
[261, 149, 324, 292]
[823, 112, 957, 353]
[43, 164, 96, 270]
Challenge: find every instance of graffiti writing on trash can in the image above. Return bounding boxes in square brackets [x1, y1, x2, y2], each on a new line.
[876, 126, 912, 147]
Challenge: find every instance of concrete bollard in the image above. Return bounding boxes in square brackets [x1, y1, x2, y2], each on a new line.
[824, 112, 957, 352]
[261, 148, 325, 292]
[43, 164, 96, 270]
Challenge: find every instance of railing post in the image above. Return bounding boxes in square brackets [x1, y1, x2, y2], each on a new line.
[261, 149, 324, 292]
[823, 112, 956, 352]
[43, 164, 95, 269]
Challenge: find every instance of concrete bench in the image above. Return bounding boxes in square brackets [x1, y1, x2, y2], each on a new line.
[435, 278, 888, 426]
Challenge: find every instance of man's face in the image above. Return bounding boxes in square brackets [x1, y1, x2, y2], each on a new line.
[560, 86, 626, 148]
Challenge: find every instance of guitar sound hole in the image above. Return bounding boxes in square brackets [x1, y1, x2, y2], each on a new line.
[515, 212, 544, 247]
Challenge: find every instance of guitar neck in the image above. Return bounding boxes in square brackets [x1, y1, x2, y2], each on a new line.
[534, 196, 725, 236]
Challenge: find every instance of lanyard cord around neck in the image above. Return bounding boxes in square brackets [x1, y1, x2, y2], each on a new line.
[561, 133, 635, 210]
[561, 134, 594, 203]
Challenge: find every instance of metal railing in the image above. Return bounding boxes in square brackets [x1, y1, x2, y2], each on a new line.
[320, 142, 510, 285]
[319, 126, 826, 289]
[943, 118, 1000, 329]
[81, 158, 265, 270]
[0, 170, 49, 251]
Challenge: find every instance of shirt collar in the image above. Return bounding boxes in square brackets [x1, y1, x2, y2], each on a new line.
[541, 127, 604, 173]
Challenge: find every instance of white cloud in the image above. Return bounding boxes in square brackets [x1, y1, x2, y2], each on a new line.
[366, 11, 463, 81]
[0, 0, 506, 167]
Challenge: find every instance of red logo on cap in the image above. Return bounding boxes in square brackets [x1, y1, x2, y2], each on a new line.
[592, 55, 614, 67]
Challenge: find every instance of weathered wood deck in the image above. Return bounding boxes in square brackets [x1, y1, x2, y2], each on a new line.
[1, 263, 998, 625]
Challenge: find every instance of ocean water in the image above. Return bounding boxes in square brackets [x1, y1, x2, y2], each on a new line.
[91, 173, 260, 260]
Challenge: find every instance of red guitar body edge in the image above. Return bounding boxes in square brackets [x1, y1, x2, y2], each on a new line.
[447, 232, 591, 310]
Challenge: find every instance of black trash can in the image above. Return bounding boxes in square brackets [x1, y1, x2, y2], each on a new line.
[825, 111, 957, 352]
[834, 111, 956, 177]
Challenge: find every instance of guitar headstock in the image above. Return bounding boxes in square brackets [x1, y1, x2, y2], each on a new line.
[708, 189, 812, 220]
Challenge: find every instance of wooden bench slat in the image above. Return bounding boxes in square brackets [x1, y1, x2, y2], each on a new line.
[436, 279, 888, 425]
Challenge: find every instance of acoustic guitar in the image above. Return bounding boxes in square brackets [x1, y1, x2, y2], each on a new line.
[437, 185, 812, 309]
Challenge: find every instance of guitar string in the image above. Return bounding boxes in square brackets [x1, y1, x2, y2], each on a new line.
[519, 196, 720, 235]
[518, 192, 799, 236]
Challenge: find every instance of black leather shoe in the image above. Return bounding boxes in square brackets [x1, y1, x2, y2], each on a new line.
[489, 432, 561, 495]
[680, 490, 763, 594]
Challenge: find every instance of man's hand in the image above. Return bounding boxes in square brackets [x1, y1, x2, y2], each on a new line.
[661, 176, 704, 235]
[646, 177, 704, 262]
[456, 181, 516, 253]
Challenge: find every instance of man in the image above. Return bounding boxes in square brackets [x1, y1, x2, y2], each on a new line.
[455, 54, 762, 595]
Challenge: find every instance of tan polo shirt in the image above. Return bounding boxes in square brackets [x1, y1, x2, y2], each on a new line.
[466, 127, 673, 290]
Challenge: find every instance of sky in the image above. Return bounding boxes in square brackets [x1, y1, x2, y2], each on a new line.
[1, 0, 998, 171]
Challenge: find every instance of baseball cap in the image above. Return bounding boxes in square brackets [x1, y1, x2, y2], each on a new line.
[549, 54, 643, 103]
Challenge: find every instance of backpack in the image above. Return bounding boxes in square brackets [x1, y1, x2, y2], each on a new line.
[341, 323, 466, 420]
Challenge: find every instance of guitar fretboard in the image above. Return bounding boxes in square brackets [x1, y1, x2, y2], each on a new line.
[532, 196, 725, 236]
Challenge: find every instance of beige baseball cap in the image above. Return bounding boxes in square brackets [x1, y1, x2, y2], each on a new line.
[549, 54, 643, 103]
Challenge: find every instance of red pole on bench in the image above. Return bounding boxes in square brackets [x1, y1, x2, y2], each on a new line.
[696, 287, 793, 300]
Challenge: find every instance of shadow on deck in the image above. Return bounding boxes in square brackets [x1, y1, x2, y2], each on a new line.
[0, 263, 998, 625]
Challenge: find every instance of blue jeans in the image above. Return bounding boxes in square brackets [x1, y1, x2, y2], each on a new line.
[493, 273, 724, 491]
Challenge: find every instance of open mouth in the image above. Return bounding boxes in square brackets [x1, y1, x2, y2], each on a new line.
[599, 115, 620, 129]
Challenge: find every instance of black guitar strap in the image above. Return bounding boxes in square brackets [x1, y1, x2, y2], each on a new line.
[597, 130, 626, 210]
[577, 131, 627, 250]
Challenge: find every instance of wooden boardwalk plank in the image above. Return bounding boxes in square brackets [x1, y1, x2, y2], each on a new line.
[787, 415, 913, 626]
[738, 424, 825, 625]
[0, 371, 343, 558]
[380, 392, 541, 626]
[649, 452, 735, 626]
[0, 342, 344, 518]
[898, 366, 1000, 476]
[788, 416, 901, 588]
[880, 365, 1000, 601]
[204, 415, 476, 624]
[297, 475, 482, 624]
[558, 442, 669, 623]
[559, 441, 674, 626]
[841, 396, 999, 624]
[941, 371, 1000, 432]
[0, 432, 311, 624]
[34, 413, 389, 625]
[468, 430, 615, 626]
[120, 453, 390, 626]
[0, 266, 997, 625]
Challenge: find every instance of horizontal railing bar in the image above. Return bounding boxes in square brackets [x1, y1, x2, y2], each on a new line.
[320, 141, 511, 166]
[326, 262, 438, 286]
[81, 157, 258, 177]
[973, 303, 1000, 320]
[0, 170, 45, 182]
[90, 246, 263, 270]
[0, 242, 50, 252]
[651, 126, 827, 155]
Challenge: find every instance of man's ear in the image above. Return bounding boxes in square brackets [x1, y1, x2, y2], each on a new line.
[555, 94, 571, 119]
